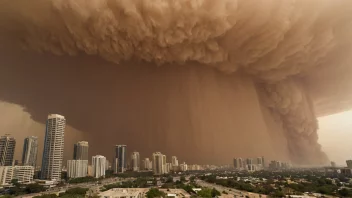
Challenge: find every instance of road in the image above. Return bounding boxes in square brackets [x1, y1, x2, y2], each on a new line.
[196, 180, 266, 198]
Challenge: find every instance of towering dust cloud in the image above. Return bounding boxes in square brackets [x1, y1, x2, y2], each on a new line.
[1, 0, 352, 165]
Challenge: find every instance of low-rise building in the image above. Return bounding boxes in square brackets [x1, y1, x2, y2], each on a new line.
[0, 166, 34, 185]
[99, 188, 148, 198]
[159, 189, 191, 198]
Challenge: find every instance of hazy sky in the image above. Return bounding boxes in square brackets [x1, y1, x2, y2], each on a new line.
[318, 110, 352, 166]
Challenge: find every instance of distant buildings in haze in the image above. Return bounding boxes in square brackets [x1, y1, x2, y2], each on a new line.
[114, 145, 126, 173]
[0, 135, 16, 166]
[73, 141, 89, 161]
[131, 152, 140, 171]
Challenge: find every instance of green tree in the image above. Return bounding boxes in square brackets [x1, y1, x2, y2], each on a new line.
[338, 188, 350, 197]
[25, 183, 46, 193]
[197, 188, 212, 198]
[33, 194, 58, 198]
[146, 188, 166, 198]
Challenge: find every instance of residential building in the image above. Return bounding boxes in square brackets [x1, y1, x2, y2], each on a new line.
[180, 162, 188, 172]
[0, 166, 34, 185]
[233, 158, 243, 170]
[331, 161, 336, 167]
[152, 152, 164, 175]
[162, 154, 167, 173]
[141, 158, 152, 170]
[67, 160, 88, 178]
[73, 141, 89, 160]
[131, 152, 140, 171]
[171, 156, 179, 166]
[92, 155, 106, 178]
[115, 145, 126, 173]
[0, 135, 16, 166]
[22, 136, 38, 167]
[113, 157, 119, 174]
[41, 114, 66, 181]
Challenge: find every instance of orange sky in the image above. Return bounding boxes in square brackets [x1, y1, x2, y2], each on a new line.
[318, 110, 352, 166]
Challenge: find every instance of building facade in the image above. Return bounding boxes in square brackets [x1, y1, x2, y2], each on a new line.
[0, 166, 34, 185]
[22, 136, 38, 167]
[115, 145, 126, 173]
[41, 114, 66, 181]
[73, 141, 89, 160]
[131, 152, 140, 171]
[0, 135, 16, 166]
[92, 155, 106, 178]
[152, 152, 164, 175]
[141, 158, 152, 170]
[67, 160, 88, 178]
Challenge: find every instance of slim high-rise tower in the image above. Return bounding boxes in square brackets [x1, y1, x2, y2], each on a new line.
[153, 152, 164, 175]
[41, 114, 66, 180]
[0, 135, 16, 166]
[73, 141, 89, 160]
[22, 136, 38, 167]
[92, 155, 106, 178]
[114, 145, 126, 173]
[131, 152, 140, 171]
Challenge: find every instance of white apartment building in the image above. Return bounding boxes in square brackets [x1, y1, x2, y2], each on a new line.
[131, 152, 140, 171]
[92, 155, 106, 178]
[141, 158, 152, 170]
[67, 160, 88, 178]
[0, 166, 34, 185]
[41, 114, 66, 181]
[180, 162, 188, 172]
[152, 152, 164, 175]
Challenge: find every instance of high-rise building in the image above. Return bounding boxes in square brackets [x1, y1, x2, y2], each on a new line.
[115, 145, 126, 173]
[233, 158, 243, 169]
[67, 160, 88, 178]
[0, 135, 16, 166]
[141, 158, 152, 170]
[171, 156, 178, 166]
[261, 156, 265, 168]
[41, 114, 66, 181]
[171, 156, 179, 171]
[131, 152, 140, 172]
[0, 166, 34, 185]
[152, 152, 164, 175]
[73, 141, 89, 160]
[22, 136, 38, 167]
[180, 162, 188, 172]
[331, 161, 336, 167]
[162, 154, 167, 173]
[92, 155, 106, 178]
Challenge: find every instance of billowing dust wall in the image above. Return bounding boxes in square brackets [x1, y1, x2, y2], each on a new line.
[1, 0, 352, 165]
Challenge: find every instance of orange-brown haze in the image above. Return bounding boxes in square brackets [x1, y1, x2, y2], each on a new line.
[0, 0, 351, 165]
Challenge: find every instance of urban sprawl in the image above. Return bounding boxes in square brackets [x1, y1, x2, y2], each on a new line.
[1, 114, 352, 198]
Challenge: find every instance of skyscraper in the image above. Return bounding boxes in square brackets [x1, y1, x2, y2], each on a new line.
[233, 158, 243, 170]
[131, 152, 140, 172]
[115, 145, 126, 173]
[73, 141, 89, 160]
[0, 135, 16, 166]
[171, 156, 178, 166]
[41, 114, 66, 181]
[153, 152, 164, 175]
[92, 155, 106, 178]
[22, 136, 38, 167]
